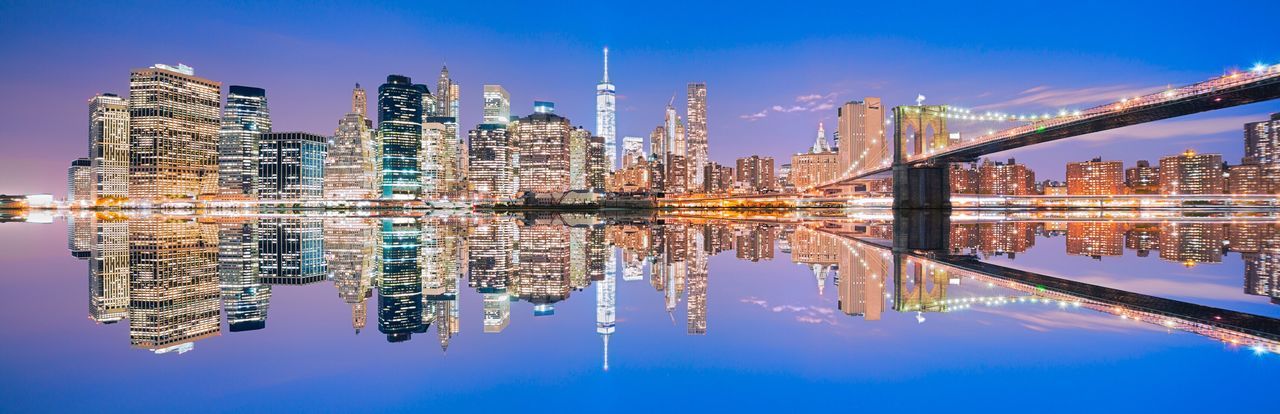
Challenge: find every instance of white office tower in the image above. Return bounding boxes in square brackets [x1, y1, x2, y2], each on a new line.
[596, 47, 618, 171]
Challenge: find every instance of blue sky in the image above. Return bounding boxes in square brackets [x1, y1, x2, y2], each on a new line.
[1, 0, 1278, 195]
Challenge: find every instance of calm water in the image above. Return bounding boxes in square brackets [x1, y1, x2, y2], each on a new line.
[0, 210, 1276, 412]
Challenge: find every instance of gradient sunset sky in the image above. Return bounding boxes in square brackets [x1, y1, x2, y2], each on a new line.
[1, 0, 1278, 196]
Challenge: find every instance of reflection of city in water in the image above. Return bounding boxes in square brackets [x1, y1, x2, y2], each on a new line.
[62, 212, 1280, 361]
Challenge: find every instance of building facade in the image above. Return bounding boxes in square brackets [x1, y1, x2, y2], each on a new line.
[1159, 150, 1224, 195]
[128, 63, 222, 201]
[218, 85, 271, 200]
[596, 48, 617, 171]
[67, 158, 92, 205]
[467, 124, 516, 199]
[258, 132, 327, 200]
[1125, 160, 1160, 194]
[326, 84, 379, 200]
[686, 82, 708, 188]
[483, 85, 511, 126]
[837, 98, 886, 175]
[978, 158, 1036, 195]
[621, 136, 645, 169]
[513, 106, 573, 194]
[377, 75, 424, 199]
[88, 93, 129, 203]
[1066, 158, 1124, 195]
[736, 155, 776, 194]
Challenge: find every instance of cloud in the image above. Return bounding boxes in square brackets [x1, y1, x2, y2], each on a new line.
[739, 109, 769, 121]
[975, 84, 1163, 110]
[740, 91, 839, 121]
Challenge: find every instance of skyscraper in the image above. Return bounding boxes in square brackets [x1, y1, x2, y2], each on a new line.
[258, 132, 327, 200]
[218, 86, 271, 200]
[67, 158, 92, 205]
[88, 93, 129, 204]
[736, 155, 775, 194]
[686, 82, 708, 188]
[467, 124, 516, 199]
[621, 136, 645, 168]
[482, 85, 511, 126]
[128, 63, 222, 202]
[569, 127, 590, 190]
[1244, 113, 1280, 190]
[513, 103, 573, 194]
[377, 75, 424, 199]
[421, 116, 459, 199]
[596, 48, 617, 171]
[836, 98, 886, 175]
[436, 65, 459, 118]
[326, 84, 379, 200]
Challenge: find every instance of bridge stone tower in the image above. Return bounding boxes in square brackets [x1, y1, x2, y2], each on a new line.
[892, 105, 951, 209]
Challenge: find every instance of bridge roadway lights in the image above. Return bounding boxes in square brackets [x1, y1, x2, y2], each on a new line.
[892, 164, 951, 210]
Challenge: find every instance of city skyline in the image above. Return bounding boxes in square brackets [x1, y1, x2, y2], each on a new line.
[3, 1, 1280, 197]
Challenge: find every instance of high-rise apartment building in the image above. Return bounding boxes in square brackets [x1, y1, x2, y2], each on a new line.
[377, 75, 424, 199]
[1066, 157, 1124, 195]
[1125, 160, 1160, 194]
[326, 84, 379, 200]
[1245, 113, 1280, 191]
[88, 93, 129, 203]
[596, 48, 617, 171]
[836, 98, 886, 175]
[218, 86, 271, 199]
[467, 124, 516, 199]
[128, 63, 222, 201]
[1159, 150, 1224, 195]
[978, 158, 1036, 195]
[686, 82, 708, 187]
[512, 104, 573, 194]
[258, 132, 327, 200]
[949, 163, 978, 194]
[736, 155, 776, 194]
[483, 85, 511, 126]
[1227, 163, 1266, 194]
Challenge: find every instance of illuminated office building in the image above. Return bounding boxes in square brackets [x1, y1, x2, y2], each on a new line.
[218, 85, 271, 199]
[128, 219, 221, 353]
[326, 84, 379, 200]
[621, 136, 645, 168]
[67, 158, 92, 205]
[422, 116, 461, 199]
[467, 124, 516, 199]
[587, 135, 608, 190]
[258, 132, 327, 200]
[687, 82, 708, 187]
[128, 64, 221, 201]
[1125, 160, 1160, 194]
[513, 104, 573, 194]
[703, 162, 734, 194]
[1159, 150, 1224, 195]
[596, 48, 618, 171]
[88, 93, 129, 203]
[1066, 157, 1124, 195]
[217, 218, 269, 332]
[435, 65, 458, 118]
[257, 218, 326, 285]
[483, 84, 511, 126]
[736, 155, 775, 194]
[570, 127, 590, 190]
[836, 98, 886, 174]
[377, 75, 424, 199]
[790, 123, 839, 190]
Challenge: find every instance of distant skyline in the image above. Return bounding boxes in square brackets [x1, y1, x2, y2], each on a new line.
[2, 0, 1279, 196]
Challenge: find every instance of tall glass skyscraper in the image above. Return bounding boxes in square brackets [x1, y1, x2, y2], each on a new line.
[88, 93, 129, 203]
[686, 83, 707, 188]
[596, 48, 617, 171]
[377, 75, 424, 199]
[219, 86, 271, 199]
[258, 132, 327, 200]
[483, 85, 511, 126]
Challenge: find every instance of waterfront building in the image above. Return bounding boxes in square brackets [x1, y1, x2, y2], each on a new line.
[258, 132, 327, 201]
[512, 104, 573, 194]
[622, 136, 645, 168]
[1227, 163, 1267, 194]
[218, 86, 271, 199]
[421, 116, 460, 199]
[67, 158, 92, 205]
[1245, 113, 1280, 190]
[128, 63, 222, 201]
[949, 163, 978, 194]
[570, 127, 589, 190]
[836, 98, 886, 174]
[467, 124, 516, 199]
[1125, 160, 1160, 194]
[609, 159, 651, 194]
[978, 158, 1036, 195]
[1159, 150, 1224, 195]
[587, 135, 608, 190]
[88, 93, 129, 203]
[736, 155, 776, 194]
[1066, 157, 1124, 195]
[596, 48, 617, 171]
[377, 75, 424, 199]
[791, 123, 839, 190]
[326, 84, 378, 200]
[687, 82, 708, 187]
[703, 162, 734, 194]
[1043, 181, 1068, 195]
[483, 85, 511, 126]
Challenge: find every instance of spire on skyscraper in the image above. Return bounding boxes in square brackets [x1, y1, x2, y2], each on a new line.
[602, 47, 609, 83]
[811, 122, 830, 153]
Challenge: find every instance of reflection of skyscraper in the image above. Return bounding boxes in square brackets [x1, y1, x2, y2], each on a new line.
[837, 235, 886, 320]
[257, 218, 326, 285]
[467, 216, 515, 334]
[218, 218, 269, 332]
[735, 224, 776, 262]
[89, 215, 129, 323]
[327, 218, 377, 334]
[378, 219, 424, 342]
[597, 251, 617, 370]
[129, 219, 221, 353]
[514, 216, 572, 309]
[68, 214, 93, 258]
[1125, 224, 1161, 257]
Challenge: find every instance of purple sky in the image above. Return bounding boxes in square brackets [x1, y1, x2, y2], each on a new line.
[2, 0, 1278, 197]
